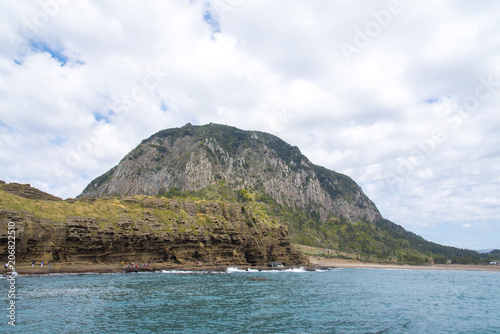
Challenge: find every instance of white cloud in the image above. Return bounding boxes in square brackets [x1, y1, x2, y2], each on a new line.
[0, 0, 499, 249]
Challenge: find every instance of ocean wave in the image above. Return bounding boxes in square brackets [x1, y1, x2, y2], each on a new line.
[259, 267, 309, 273]
[161, 269, 199, 274]
[226, 267, 247, 273]
[315, 267, 339, 272]
[157, 269, 219, 274]
[283, 267, 308, 273]
[228, 266, 328, 273]
[227, 267, 277, 273]
[157, 267, 338, 274]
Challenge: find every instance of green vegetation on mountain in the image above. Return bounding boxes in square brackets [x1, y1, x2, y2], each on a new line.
[155, 181, 495, 265]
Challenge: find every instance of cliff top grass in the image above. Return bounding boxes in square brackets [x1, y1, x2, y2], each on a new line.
[0, 189, 281, 229]
[0, 189, 143, 223]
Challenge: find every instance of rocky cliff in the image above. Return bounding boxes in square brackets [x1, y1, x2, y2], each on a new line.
[0, 183, 306, 266]
[80, 123, 381, 224]
[0, 180, 63, 201]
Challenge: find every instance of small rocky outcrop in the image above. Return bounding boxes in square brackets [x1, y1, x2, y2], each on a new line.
[0, 181, 63, 201]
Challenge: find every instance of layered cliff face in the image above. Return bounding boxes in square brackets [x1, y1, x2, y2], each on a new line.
[80, 123, 381, 224]
[0, 180, 63, 202]
[0, 184, 306, 266]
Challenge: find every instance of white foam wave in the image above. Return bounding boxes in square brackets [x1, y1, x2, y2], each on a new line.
[226, 267, 262, 273]
[315, 267, 339, 272]
[159, 267, 329, 274]
[260, 267, 309, 273]
[284, 267, 308, 272]
[160, 270, 198, 274]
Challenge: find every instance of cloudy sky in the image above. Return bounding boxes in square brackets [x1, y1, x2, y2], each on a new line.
[1, 0, 499, 250]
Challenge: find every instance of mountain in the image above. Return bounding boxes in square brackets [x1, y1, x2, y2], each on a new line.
[81, 123, 381, 224]
[476, 249, 496, 254]
[79, 123, 495, 265]
[490, 249, 500, 256]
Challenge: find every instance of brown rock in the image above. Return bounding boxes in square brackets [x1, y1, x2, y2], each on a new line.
[0, 182, 62, 201]
[0, 197, 307, 267]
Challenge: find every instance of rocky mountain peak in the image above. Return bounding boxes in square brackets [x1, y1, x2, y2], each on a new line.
[80, 123, 381, 224]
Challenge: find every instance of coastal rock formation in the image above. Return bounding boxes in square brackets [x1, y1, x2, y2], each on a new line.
[0, 181, 63, 202]
[0, 190, 306, 266]
[1, 126, 492, 264]
[80, 123, 381, 224]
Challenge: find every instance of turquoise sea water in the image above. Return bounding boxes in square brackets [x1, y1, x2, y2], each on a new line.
[2, 268, 500, 333]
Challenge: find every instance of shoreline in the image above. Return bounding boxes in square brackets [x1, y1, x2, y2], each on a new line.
[308, 256, 500, 272]
[3, 262, 317, 276]
[3, 257, 500, 276]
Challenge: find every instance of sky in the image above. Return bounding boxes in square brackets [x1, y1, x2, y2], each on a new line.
[1, 0, 499, 250]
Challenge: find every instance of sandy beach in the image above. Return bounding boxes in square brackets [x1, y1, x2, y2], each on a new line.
[308, 256, 500, 272]
[295, 244, 500, 272]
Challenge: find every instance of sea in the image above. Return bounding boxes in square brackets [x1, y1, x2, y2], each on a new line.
[2, 267, 499, 333]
